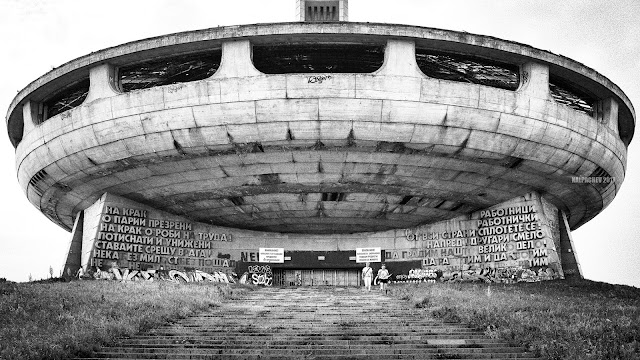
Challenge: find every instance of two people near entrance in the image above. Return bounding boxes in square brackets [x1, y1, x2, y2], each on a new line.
[362, 262, 391, 292]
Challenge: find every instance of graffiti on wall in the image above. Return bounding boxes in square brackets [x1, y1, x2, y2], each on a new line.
[394, 269, 438, 283]
[83, 267, 236, 283]
[239, 265, 273, 286]
[390, 265, 559, 284]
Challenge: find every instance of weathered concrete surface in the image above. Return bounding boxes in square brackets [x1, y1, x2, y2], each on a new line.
[6, 22, 635, 147]
[7, 24, 633, 236]
[74, 191, 569, 282]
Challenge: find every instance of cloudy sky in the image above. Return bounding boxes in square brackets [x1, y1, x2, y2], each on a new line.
[1, 0, 639, 286]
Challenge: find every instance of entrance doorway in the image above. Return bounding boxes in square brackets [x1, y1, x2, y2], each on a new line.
[273, 269, 361, 287]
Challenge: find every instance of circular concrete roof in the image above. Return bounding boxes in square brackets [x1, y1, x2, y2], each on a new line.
[6, 22, 635, 234]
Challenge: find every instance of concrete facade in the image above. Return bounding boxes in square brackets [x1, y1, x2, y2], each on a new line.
[65, 191, 567, 284]
[5, 22, 634, 283]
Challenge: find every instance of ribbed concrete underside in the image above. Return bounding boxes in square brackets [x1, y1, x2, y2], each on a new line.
[64, 146, 603, 235]
[77, 287, 541, 360]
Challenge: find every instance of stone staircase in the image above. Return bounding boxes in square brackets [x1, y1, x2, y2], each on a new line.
[78, 287, 540, 359]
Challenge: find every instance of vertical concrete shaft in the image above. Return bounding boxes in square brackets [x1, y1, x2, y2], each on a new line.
[602, 97, 619, 133]
[296, 0, 303, 21]
[62, 211, 84, 279]
[212, 40, 262, 78]
[375, 40, 422, 77]
[340, 0, 348, 20]
[85, 63, 120, 103]
[21, 101, 40, 137]
[559, 210, 583, 279]
[518, 62, 550, 100]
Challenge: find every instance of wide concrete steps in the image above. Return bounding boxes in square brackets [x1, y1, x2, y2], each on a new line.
[77, 287, 540, 359]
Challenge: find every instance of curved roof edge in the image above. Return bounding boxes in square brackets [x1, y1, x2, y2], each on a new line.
[6, 21, 635, 147]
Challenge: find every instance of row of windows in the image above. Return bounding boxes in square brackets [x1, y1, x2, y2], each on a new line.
[41, 45, 595, 120]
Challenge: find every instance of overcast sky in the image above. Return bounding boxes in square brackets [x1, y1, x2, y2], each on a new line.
[1, 0, 639, 287]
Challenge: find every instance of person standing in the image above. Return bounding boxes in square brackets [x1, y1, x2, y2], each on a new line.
[362, 262, 373, 291]
[377, 263, 391, 293]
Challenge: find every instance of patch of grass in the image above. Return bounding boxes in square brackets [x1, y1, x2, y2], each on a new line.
[0, 280, 250, 359]
[389, 279, 640, 359]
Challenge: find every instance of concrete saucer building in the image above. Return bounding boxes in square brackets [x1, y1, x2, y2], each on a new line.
[6, 0, 634, 285]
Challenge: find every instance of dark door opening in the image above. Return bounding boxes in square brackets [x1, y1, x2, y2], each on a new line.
[273, 269, 361, 287]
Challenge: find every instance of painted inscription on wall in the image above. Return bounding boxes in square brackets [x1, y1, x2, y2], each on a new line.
[91, 205, 235, 273]
[390, 195, 563, 283]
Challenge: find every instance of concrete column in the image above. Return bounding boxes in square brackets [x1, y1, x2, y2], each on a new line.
[62, 211, 84, 279]
[84, 63, 120, 103]
[559, 210, 583, 279]
[296, 0, 304, 21]
[599, 97, 619, 133]
[211, 40, 262, 79]
[518, 62, 550, 100]
[22, 100, 42, 137]
[340, 0, 348, 21]
[375, 39, 422, 77]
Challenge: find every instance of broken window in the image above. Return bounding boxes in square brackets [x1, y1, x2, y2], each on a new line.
[415, 49, 519, 90]
[42, 79, 90, 120]
[549, 76, 595, 116]
[119, 50, 222, 92]
[252, 44, 384, 74]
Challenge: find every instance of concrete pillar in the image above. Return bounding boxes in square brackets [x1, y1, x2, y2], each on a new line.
[84, 63, 120, 103]
[518, 62, 550, 100]
[597, 97, 619, 133]
[62, 211, 84, 279]
[559, 210, 583, 279]
[296, 0, 303, 21]
[22, 100, 42, 137]
[339, 0, 348, 21]
[375, 40, 422, 77]
[211, 40, 262, 79]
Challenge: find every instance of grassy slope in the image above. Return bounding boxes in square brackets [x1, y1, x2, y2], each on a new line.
[1, 278, 639, 360]
[390, 279, 640, 360]
[0, 279, 251, 360]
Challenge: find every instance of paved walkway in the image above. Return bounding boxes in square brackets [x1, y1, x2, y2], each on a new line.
[79, 287, 539, 359]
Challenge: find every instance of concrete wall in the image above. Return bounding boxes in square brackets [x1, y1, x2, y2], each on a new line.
[77, 191, 565, 284]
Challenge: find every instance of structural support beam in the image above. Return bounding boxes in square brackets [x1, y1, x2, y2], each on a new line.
[376, 39, 422, 77]
[519, 62, 550, 100]
[22, 100, 41, 137]
[212, 40, 262, 79]
[85, 63, 120, 103]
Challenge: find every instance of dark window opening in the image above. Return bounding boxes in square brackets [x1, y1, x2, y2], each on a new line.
[119, 50, 221, 92]
[253, 44, 384, 74]
[28, 169, 49, 197]
[229, 196, 245, 206]
[305, 1, 339, 21]
[43, 79, 90, 120]
[321, 192, 346, 201]
[588, 166, 613, 190]
[505, 156, 524, 169]
[259, 173, 281, 185]
[399, 195, 413, 205]
[549, 76, 595, 116]
[433, 200, 447, 209]
[415, 49, 519, 90]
